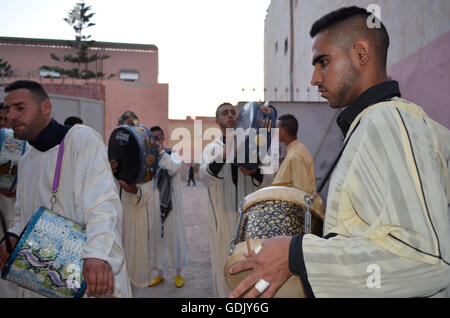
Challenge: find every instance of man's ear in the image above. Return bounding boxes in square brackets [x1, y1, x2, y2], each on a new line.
[352, 39, 371, 66]
[40, 99, 52, 117]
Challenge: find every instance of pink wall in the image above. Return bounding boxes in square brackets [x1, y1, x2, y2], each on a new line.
[0, 38, 159, 83]
[104, 81, 169, 142]
[390, 31, 450, 130]
[0, 37, 169, 141]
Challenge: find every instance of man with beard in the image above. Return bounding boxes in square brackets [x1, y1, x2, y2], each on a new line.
[199, 102, 272, 297]
[229, 6, 450, 298]
[0, 80, 132, 297]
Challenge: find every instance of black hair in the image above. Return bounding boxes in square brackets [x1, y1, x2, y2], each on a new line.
[118, 110, 139, 125]
[150, 125, 164, 135]
[277, 114, 298, 136]
[215, 102, 235, 119]
[4, 80, 50, 103]
[0, 102, 5, 110]
[310, 6, 389, 66]
[64, 116, 83, 126]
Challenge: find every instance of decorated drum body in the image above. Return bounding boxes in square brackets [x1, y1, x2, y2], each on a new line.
[0, 128, 27, 191]
[234, 102, 277, 171]
[229, 186, 324, 255]
[108, 124, 159, 185]
[1, 207, 87, 298]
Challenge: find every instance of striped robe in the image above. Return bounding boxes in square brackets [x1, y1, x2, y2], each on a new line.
[301, 98, 450, 297]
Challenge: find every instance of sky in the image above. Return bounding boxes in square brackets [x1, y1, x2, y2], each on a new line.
[0, 0, 271, 119]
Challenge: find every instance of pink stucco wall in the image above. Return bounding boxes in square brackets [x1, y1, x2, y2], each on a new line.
[104, 80, 169, 142]
[0, 37, 169, 140]
[390, 31, 450, 129]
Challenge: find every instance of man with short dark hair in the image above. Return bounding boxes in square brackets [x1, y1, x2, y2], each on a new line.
[229, 6, 450, 298]
[0, 80, 132, 297]
[63, 116, 83, 128]
[109, 111, 154, 288]
[271, 114, 317, 196]
[199, 102, 271, 297]
[148, 125, 188, 288]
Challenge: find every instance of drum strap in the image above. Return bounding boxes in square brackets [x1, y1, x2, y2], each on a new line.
[50, 137, 65, 211]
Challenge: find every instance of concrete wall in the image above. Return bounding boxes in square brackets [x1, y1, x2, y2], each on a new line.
[0, 88, 105, 139]
[269, 101, 342, 202]
[265, 0, 450, 128]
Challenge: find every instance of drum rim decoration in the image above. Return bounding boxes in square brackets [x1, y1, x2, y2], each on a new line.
[1, 206, 87, 298]
[228, 186, 324, 255]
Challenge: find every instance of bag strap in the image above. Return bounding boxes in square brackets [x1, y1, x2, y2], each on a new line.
[50, 137, 65, 210]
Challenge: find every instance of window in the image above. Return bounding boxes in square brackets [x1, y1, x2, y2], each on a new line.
[40, 70, 60, 78]
[119, 69, 139, 81]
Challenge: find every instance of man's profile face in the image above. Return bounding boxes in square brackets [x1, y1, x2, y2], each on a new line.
[310, 31, 361, 108]
[216, 105, 237, 130]
[151, 130, 165, 147]
[4, 88, 48, 140]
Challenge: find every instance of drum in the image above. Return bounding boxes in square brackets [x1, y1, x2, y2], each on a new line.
[108, 124, 159, 185]
[225, 186, 324, 298]
[233, 102, 277, 171]
[1, 207, 87, 298]
[0, 128, 27, 191]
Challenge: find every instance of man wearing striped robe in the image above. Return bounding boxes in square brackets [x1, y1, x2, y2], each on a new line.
[229, 6, 450, 298]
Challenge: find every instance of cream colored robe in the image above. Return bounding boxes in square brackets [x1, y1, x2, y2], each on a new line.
[0, 195, 19, 297]
[9, 125, 132, 297]
[149, 150, 188, 271]
[301, 98, 450, 297]
[199, 139, 273, 297]
[119, 180, 153, 288]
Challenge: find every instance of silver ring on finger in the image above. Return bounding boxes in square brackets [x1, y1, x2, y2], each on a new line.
[255, 278, 270, 294]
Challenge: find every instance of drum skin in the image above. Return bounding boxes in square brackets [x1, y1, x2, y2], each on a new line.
[0, 128, 27, 191]
[225, 186, 324, 297]
[1, 207, 87, 298]
[108, 124, 158, 185]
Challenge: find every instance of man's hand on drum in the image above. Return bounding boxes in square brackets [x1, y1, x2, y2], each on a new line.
[228, 236, 293, 298]
[0, 236, 18, 270]
[110, 159, 118, 174]
[118, 180, 138, 194]
[83, 258, 114, 297]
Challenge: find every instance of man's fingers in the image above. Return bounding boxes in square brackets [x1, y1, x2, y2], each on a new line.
[229, 257, 252, 275]
[107, 266, 114, 295]
[229, 274, 258, 298]
[84, 265, 97, 296]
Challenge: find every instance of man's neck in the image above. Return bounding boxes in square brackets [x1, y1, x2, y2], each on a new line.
[284, 136, 297, 147]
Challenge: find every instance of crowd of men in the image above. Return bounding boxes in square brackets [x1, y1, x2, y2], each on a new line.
[0, 5, 448, 298]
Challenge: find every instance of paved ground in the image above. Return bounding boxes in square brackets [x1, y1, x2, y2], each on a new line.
[131, 181, 215, 298]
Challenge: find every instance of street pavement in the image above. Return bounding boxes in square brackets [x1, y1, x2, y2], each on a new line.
[131, 181, 215, 298]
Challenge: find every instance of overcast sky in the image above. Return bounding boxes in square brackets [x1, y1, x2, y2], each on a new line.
[0, 0, 271, 119]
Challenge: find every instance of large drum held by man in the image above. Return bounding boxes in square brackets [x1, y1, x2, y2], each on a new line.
[0, 128, 27, 191]
[225, 186, 324, 297]
[233, 102, 277, 171]
[1, 207, 87, 298]
[108, 124, 159, 185]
